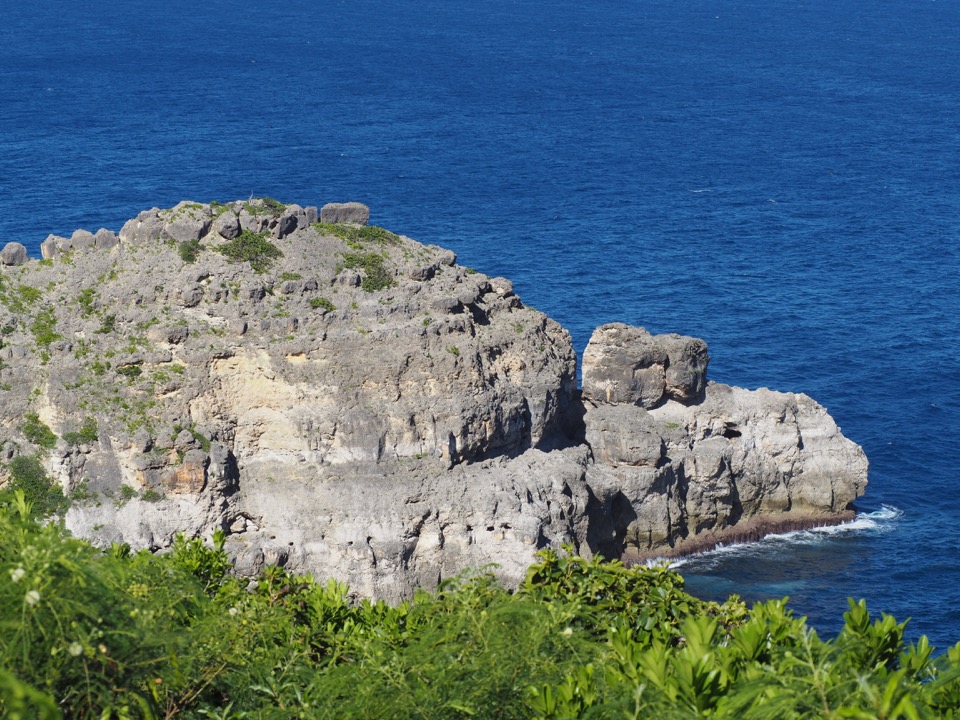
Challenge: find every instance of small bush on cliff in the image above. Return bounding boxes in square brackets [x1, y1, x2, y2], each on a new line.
[215, 230, 283, 273]
[20, 413, 57, 450]
[29, 308, 61, 352]
[339, 251, 394, 292]
[309, 296, 336, 311]
[244, 196, 286, 217]
[116, 364, 142, 380]
[178, 239, 203, 263]
[315, 222, 399, 248]
[76, 288, 97, 317]
[4, 457, 67, 518]
[63, 417, 98, 446]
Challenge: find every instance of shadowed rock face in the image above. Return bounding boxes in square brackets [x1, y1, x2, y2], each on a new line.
[0, 200, 867, 600]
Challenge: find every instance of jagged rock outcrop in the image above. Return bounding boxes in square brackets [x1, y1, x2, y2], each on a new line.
[0, 200, 868, 600]
[582, 326, 868, 558]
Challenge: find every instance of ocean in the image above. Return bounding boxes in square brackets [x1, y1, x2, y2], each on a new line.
[2, 0, 959, 648]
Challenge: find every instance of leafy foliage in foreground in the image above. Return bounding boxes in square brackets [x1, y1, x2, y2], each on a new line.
[1, 496, 960, 719]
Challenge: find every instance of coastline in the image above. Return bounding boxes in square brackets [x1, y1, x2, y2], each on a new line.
[621, 509, 859, 566]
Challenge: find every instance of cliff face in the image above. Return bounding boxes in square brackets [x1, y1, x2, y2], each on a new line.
[0, 200, 867, 599]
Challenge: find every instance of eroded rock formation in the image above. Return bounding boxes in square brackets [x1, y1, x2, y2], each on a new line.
[0, 200, 867, 600]
[581, 323, 867, 559]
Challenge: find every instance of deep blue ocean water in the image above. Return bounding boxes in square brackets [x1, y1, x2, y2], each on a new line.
[2, 0, 959, 648]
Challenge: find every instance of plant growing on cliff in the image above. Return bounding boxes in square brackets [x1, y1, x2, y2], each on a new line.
[116, 364, 142, 380]
[339, 251, 394, 292]
[309, 296, 336, 311]
[76, 288, 97, 317]
[95, 313, 116, 334]
[215, 230, 283, 273]
[5, 284, 42, 314]
[4, 457, 67, 518]
[21, 413, 57, 450]
[172, 423, 212, 452]
[314, 222, 399, 248]
[243, 197, 286, 217]
[178, 239, 203, 264]
[29, 307, 61, 353]
[63, 417, 98, 446]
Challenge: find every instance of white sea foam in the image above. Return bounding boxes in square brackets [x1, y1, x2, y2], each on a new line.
[650, 505, 902, 568]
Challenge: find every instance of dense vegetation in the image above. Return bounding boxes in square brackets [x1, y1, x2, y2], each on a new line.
[2, 492, 959, 719]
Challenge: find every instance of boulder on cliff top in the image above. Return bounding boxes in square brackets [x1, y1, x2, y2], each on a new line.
[582, 322, 709, 408]
[320, 202, 370, 225]
[0, 242, 28, 266]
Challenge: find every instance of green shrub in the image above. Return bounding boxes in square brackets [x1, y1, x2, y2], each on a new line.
[62, 417, 98, 446]
[141, 488, 163, 503]
[178, 239, 203, 263]
[215, 230, 283, 273]
[7, 285, 42, 313]
[339, 251, 394, 292]
[21, 413, 57, 450]
[314, 222, 399, 248]
[116, 364, 142, 380]
[5, 456, 67, 518]
[243, 197, 286, 217]
[309, 296, 336, 311]
[94, 314, 116, 334]
[29, 308, 60, 350]
[0, 519, 959, 720]
[172, 423, 212, 452]
[76, 288, 97, 317]
[117, 484, 137, 503]
[67, 480, 96, 504]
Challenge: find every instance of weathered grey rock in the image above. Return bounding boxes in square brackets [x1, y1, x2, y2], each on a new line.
[490, 277, 513, 297]
[274, 204, 308, 238]
[582, 323, 709, 408]
[161, 202, 212, 242]
[71, 229, 98, 251]
[238, 208, 268, 233]
[119, 209, 164, 245]
[320, 202, 370, 225]
[40, 234, 66, 259]
[94, 228, 118, 249]
[584, 380, 868, 557]
[0, 200, 867, 603]
[0, 242, 28, 265]
[215, 211, 241, 240]
[409, 264, 435, 281]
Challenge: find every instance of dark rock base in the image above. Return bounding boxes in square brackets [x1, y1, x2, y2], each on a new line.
[621, 509, 859, 565]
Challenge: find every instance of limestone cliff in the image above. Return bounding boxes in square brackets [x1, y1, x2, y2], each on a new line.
[0, 200, 867, 599]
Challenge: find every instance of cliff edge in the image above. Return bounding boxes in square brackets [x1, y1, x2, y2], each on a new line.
[0, 199, 867, 599]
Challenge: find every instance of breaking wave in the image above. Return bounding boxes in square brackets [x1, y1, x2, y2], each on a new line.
[666, 506, 903, 569]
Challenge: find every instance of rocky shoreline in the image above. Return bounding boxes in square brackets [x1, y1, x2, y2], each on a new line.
[622, 509, 858, 565]
[0, 199, 868, 600]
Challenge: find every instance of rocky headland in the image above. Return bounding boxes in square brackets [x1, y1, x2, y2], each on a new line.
[0, 199, 868, 600]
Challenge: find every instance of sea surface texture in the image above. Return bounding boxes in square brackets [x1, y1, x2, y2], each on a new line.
[2, 0, 959, 647]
